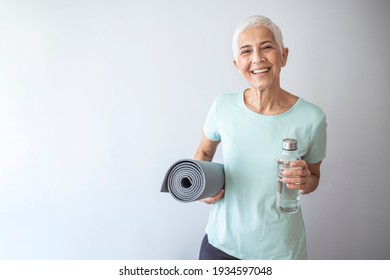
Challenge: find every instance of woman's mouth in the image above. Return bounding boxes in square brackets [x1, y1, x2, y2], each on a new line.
[251, 68, 271, 74]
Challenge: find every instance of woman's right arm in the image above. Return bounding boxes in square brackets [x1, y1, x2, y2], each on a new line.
[194, 133, 224, 204]
[194, 133, 220, 162]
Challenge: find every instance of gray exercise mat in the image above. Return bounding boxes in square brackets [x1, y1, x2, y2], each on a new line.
[161, 159, 225, 203]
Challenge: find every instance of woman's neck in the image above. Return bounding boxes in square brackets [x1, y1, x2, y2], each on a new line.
[244, 87, 297, 115]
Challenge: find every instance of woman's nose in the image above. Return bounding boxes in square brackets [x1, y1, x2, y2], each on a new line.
[252, 51, 265, 63]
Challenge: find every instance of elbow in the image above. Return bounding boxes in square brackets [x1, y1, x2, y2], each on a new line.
[194, 149, 213, 162]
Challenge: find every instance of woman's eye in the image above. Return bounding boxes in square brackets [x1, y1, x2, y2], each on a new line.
[240, 50, 250, 55]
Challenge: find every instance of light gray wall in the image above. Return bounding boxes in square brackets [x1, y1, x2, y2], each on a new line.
[0, 0, 389, 259]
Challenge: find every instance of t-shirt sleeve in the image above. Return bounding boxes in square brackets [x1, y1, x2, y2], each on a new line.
[203, 97, 221, 141]
[304, 113, 327, 164]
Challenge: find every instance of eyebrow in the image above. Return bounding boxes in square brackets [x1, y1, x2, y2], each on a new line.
[260, 40, 273, 45]
[239, 45, 252, 50]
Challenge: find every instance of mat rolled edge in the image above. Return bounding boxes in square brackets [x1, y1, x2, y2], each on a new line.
[161, 159, 225, 202]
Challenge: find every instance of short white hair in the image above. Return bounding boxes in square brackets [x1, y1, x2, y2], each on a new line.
[232, 15, 284, 58]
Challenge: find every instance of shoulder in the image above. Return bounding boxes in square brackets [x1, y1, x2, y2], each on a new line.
[213, 92, 241, 107]
[216, 92, 241, 101]
[296, 98, 326, 121]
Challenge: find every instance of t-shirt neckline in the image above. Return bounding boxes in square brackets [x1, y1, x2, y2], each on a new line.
[240, 89, 302, 118]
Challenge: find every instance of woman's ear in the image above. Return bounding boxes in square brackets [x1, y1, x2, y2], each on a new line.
[233, 59, 238, 69]
[281, 47, 289, 67]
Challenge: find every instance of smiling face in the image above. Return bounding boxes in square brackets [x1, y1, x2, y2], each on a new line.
[233, 27, 288, 91]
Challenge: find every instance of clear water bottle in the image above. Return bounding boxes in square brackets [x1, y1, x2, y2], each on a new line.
[276, 139, 301, 214]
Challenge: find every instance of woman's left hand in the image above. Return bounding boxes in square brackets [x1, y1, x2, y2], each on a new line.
[282, 160, 314, 194]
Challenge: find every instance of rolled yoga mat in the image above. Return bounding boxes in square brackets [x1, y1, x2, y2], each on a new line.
[161, 159, 225, 203]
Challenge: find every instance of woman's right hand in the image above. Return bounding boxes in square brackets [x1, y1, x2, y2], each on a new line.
[200, 189, 225, 205]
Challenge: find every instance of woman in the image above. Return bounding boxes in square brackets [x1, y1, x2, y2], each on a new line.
[195, 15, 327, 260]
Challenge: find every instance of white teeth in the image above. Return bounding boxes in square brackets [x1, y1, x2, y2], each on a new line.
[252, 68, 270, 74]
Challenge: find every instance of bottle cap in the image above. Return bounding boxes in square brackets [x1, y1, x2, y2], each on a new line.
[282, 138, 298, 150]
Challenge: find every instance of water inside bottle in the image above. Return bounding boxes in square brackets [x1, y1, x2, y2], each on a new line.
[277, 164, 301, 214]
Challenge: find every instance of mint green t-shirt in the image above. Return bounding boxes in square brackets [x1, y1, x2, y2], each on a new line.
[203, 91, 327, 260]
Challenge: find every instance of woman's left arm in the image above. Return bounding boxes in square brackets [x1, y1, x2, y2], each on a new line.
[283, 160, 322, 195]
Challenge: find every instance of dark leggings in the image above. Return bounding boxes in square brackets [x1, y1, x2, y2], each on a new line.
[198, 234, 240, 260]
